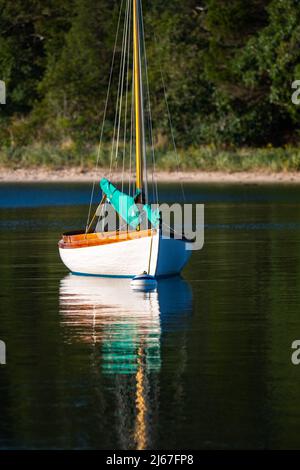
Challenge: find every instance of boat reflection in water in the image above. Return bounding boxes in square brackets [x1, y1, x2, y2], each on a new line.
[59, 274, 193, 449]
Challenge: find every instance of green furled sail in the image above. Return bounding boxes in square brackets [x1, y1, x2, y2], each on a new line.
[100, 178, 159, 229]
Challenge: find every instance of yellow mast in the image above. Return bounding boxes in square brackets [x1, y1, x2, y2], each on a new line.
[133, 0, 143, 197]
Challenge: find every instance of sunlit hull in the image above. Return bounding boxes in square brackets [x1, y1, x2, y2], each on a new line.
[58, 229, 192, 278]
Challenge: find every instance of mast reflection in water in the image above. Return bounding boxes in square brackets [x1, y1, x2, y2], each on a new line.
[59, 275, 193, 449]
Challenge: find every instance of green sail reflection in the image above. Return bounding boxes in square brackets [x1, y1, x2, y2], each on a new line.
[59, 275, 193, 450]
[59, 275, 192, 375]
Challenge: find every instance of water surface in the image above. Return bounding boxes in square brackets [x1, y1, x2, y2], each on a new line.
[1, 182, 300, 449]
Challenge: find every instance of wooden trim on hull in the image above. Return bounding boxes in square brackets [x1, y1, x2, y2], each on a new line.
[58, 229, 154, 250]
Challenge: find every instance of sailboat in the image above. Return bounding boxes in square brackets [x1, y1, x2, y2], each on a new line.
[58, 0, 193, 278]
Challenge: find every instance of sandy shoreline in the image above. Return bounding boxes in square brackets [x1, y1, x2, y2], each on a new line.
[1, 167, 300, 184]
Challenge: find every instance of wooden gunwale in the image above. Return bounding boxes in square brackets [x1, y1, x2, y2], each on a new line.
[58, 229, 154, 249]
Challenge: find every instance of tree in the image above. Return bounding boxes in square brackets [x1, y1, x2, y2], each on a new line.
[38, 0, 118, 143]
[0, 0, 73, 116]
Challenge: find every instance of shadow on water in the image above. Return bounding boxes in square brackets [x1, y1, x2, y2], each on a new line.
[59, 275, 193, 450]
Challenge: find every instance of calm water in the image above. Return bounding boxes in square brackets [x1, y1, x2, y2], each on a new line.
[1, 182, 300, 450]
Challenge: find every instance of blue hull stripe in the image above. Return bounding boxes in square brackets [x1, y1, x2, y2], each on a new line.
[72, 271, 134, 279]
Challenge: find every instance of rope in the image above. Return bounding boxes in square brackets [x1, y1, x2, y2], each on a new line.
[109, 0, 129, 178]
[85, 0, 124, 232]
[155, 35, 186, 202]
[86, 195, 106, 234]
[161, 221, 182, 238]
[140, 0, 159, 207]
[129, 72, 134, 198]
[122, 0, 132, 195]
[114, 0, 130, 173]
[147, 230, 154, 275]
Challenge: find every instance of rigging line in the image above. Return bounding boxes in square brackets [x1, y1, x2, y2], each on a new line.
[137, 1, 148, 205]
[129, 61, 134, 198]
[129, 15, 135, 201]
[147, 230, 154, 275]
[140, 0, 159, 206]
[109, 0, 128, 178]
[86, 0, 124, 233]
[155, 35, 186, 202]
[114, 0, 130, 173]
[122, 0, 131, 194]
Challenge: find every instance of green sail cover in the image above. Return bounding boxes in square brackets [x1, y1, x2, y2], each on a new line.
[100, 178, 159, 229]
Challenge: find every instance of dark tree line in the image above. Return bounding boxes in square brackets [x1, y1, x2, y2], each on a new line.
[1, 0, 300, 150]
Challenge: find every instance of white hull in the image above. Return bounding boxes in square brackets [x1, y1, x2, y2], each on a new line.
[59, 230, 192, 278]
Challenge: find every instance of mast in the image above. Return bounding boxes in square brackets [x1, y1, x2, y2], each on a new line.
[133, 0, 146, 202]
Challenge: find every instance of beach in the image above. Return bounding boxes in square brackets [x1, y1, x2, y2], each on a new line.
[1, 167, 300, 184]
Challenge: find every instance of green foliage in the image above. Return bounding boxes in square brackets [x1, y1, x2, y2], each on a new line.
[0, 0, 73, 114]
[204, 0, 300, 145]
[1, 0, 300, 164]
[38, 0, 115, 143]
[157, 145, 300, 172]
[235, 0, 300, 135]
[2, 142, 300, 173]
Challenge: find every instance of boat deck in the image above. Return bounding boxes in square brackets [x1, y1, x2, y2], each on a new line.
[59, 229, 154, 249]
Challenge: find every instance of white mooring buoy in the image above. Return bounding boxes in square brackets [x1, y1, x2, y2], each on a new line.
[130, 273, 157, 291]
